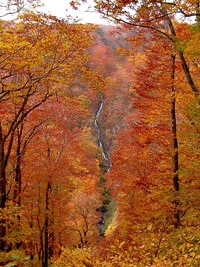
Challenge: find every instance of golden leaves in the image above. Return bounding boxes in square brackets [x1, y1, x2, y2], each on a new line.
[185, 32, 200, 59]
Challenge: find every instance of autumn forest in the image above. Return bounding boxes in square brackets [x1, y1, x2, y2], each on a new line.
[0, 0, 200, 266]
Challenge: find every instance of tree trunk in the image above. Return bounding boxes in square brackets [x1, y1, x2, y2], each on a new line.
[13, 127, 22, 207]
[49, 217, 54, 258]
[178, 51, 199, 97]
[43, 181, 51, 267]
[12, 127, 23, 249]
[0, 121, 6, 251]
[28, 203, 34, 262]
[163, 9, 199, 97]
[171, 54, 180, 228]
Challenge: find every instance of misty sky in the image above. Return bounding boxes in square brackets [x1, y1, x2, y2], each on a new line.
[41, 0, 110, 24]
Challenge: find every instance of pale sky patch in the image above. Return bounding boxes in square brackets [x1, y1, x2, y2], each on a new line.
[40, 0, 110, 24]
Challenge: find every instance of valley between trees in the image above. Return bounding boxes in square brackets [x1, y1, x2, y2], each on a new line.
[0, 1, 200, 266]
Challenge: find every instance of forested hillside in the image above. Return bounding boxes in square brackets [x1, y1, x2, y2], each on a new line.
[0, 1, 200, 266]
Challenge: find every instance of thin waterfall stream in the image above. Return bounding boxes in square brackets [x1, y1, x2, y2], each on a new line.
[94, 100, 112, 236]
[94, 100, 110, 171]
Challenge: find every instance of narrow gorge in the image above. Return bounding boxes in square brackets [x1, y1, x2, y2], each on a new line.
[94, 99, 114, 236]
[94, 100, 111, 173]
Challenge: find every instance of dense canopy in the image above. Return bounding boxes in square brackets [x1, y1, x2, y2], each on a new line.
[0, 1, 199, 266]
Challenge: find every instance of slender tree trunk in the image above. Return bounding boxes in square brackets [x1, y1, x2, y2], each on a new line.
[162, 9, 199, 97]
[178, 51, 199, 97]
[14, 157, 21, 206]
[171, 54, 180, 228]
[40, 232, 44, 264]
[14, 157, 22, 249]
[14, 127, 22, 207]
[13, 128, 22, 249]
[43, 181, 51, 267]
[49, 217, 54, 258]
[0, 121, 6, 251]
[28, 203, 34, 262]
[37, 185, 44, 264]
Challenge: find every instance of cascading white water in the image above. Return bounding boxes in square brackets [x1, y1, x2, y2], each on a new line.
[94, 100, 110, 163]
[95, 100, 112, 236]
[96, 100, 103, 117]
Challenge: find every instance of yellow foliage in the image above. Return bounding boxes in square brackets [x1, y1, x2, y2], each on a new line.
[185, 32, 200, 59]
[0, 249, 31, 267]
[104, 210, 117, 237]
[52, 247, 111, 267]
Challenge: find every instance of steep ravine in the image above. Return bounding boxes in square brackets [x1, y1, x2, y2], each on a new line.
[94, 99, 116, 236]
[94, 100, 111, 172]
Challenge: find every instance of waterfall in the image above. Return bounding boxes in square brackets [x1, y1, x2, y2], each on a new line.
[94, 100, 111, 236]
[94, 100, 110, 167]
